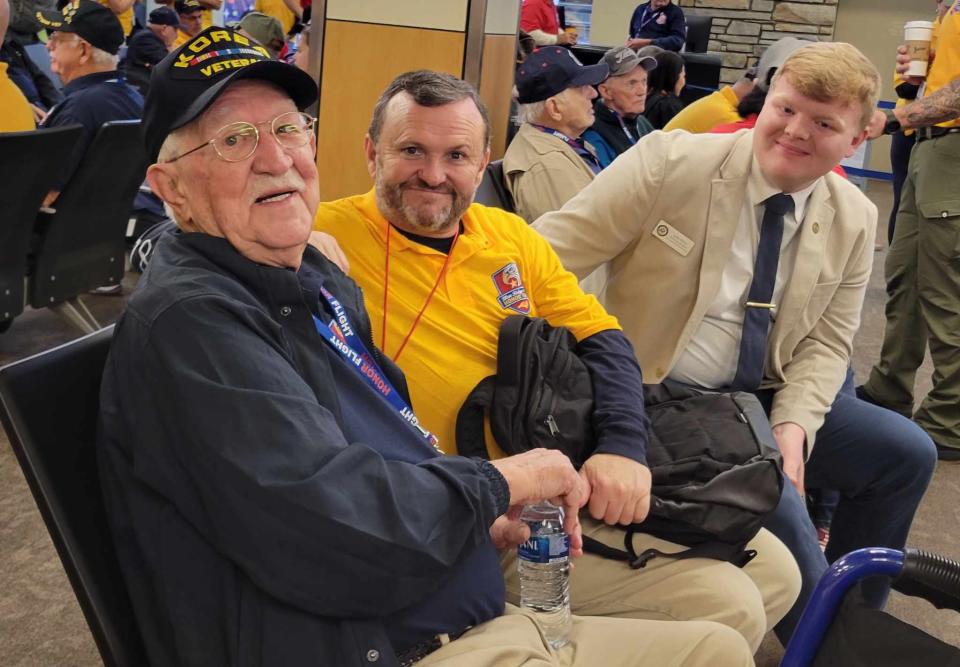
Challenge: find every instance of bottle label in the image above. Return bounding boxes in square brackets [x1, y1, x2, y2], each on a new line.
[518, 533, 570, 563]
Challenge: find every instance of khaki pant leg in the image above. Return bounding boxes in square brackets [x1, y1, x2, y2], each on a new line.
[418, 604, 754, 667]
[502, 518, 800, 652]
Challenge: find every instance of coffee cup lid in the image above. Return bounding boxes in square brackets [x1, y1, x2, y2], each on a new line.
[904, 20, 934, 29]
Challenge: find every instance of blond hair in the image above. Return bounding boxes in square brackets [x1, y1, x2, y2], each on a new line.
[772, 42, 881, 128]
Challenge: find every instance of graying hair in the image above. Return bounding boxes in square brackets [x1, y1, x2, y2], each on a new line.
[516, 100, 547, 125]
[88, 46, 118, 68]
[368, 70, 491, 149]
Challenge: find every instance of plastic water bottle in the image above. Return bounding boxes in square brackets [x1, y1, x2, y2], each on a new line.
[518, 502, 571, 649]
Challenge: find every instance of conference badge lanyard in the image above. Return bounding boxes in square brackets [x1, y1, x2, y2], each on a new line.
[314, 286, 441, 453]
[530, 124, 602, 174]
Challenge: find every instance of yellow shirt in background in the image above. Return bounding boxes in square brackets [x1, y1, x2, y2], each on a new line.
[314, 190, 620, 458]
[173, 28, 191, 48]
[0, 63, 35, 132]
[255, 0, 296, 34]
[926, 0, 960, 128]
[202, 9, 214, 29]
[663, 85, 740, 134]
[96, 0, 133, 35]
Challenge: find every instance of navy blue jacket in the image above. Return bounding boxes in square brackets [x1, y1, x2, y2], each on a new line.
[629, 1, 686, 52]
[98, 232, 510, 666]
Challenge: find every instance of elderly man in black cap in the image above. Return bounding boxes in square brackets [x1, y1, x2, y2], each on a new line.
[36, 0, 141, 207]
[123, 6, 178, 95]
[503, 46, 608, 223]
[582, 45, 656, 169]
[97, 25, 754, 667]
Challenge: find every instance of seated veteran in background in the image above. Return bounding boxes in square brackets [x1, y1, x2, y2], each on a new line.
[663, 66, 756, 134]
[0, 0, 33, 131]
[626, 0, 686, 52]
[312, 69, 801, 655]
[37, 0, 142, 206]
[582, 46, 657, 169]
[172, 0, 203, 47]
[642, 49, 685, 129]
[235, 11, 285, 59]
[503, 47, 607, 223]
[98, 28, 754, 667]
[123, 7, 178, 96]
[534, 41, 937, 645]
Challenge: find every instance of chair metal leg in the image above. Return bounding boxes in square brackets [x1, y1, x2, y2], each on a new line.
[51, 298, 101, 334]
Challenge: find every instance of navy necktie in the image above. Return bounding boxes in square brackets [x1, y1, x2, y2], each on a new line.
[730, 193, 794, 392]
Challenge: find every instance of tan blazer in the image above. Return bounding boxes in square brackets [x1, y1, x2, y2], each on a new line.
[534, 129, 877, 449]
[503, 122, 597, 223]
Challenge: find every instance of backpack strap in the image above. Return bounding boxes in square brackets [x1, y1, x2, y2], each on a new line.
[455, 375, 496, 459]
[582, 527, 758, 569]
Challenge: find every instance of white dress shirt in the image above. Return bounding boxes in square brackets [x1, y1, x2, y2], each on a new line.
[669, 159, 819, 389]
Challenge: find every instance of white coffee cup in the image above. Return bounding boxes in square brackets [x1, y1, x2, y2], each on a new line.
[904, 20, 934, 78]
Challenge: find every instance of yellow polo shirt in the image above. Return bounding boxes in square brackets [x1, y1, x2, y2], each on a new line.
[96, 0, 133, 35]
[663, 85, 740, 134]
[314, 190, 620, 458]
[926, 0, 960, 128]
[0, 63, 35, 132]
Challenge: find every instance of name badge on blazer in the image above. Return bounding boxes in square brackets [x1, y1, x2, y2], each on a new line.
[651, 220, 694, 256]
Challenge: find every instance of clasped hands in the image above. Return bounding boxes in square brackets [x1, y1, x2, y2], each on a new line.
[489, 451, 652, 556]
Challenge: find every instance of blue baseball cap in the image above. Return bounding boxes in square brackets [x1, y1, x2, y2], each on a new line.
[516, 47, 609, 104]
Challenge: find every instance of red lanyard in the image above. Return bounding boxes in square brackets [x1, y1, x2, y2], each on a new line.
[381, 222, 461, 363]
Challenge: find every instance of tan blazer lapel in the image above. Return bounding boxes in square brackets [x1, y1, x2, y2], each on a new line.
[772, 181, 835, 340]
[673, 136, 754, 357]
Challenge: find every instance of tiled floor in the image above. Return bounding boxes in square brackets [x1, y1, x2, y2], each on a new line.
[1, 182, 957, 666]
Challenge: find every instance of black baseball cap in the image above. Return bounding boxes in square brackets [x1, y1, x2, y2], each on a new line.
[142, 26, 318, 163]
[148, 7, 179, 26]
[175, 0, 203, 15]
[36, 0, 124, 55]
[516, 47, 609, 104]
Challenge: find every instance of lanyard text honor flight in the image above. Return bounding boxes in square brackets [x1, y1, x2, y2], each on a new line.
[314, 286, 441, 452]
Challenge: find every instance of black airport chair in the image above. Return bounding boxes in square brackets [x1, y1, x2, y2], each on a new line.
[475, 159, 516, 213]
[0, 125, 83, 332]
[28, 120, 147, 332]
[0, 326, 149, 667]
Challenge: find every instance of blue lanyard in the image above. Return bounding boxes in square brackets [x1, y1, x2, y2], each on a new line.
[636, 7, 660, 34]
[615, 111, 636, 144]
[314, 286, 441, 451]
[531, 124, 602, 175]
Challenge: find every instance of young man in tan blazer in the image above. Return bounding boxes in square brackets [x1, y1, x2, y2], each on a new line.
[535, 42, 938, 643]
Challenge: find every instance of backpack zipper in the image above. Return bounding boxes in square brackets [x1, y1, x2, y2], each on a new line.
[545, 414, 560, 437]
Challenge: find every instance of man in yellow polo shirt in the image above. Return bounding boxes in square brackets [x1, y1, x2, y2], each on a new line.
[862, 0, 960, 460]
[314, 69, 801, 653]
[173, 0, 203, 47]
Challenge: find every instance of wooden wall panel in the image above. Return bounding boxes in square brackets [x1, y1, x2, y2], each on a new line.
[478, 34, 517, 160]
[317, 21, 466, 201]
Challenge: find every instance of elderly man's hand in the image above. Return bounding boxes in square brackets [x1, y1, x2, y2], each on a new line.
[580, 453, 651, 525]
[626, 37, 652, 49]
[773, 421, 806, 495]
[489, 513, 530, 550]
[491, 448, 590, 556]
[308, 231, 350, 274]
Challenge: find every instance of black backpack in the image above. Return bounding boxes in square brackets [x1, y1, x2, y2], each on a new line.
[456, 315, 783, 567]
[456, 315, 594, 467]
[584, 382, 784, 568]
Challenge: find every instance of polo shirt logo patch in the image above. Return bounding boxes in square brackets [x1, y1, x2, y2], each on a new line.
[492, 263, 530, 314]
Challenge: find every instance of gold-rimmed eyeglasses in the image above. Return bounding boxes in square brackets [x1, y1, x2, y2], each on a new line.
[164, 111, 317, 164]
